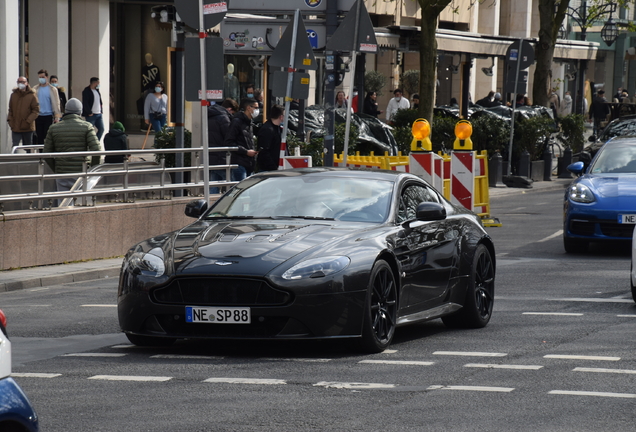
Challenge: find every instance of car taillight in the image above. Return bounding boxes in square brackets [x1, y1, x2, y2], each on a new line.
[0, 309, 6, 329]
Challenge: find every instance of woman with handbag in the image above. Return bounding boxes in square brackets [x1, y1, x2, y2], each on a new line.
[144, 81, 168, 133]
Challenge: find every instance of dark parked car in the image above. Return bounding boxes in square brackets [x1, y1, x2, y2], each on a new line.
[564, 137, 636, 252]
[118, 168, 496, 352]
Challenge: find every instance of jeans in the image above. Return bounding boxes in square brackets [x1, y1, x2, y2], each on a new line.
[231, 166, 247, 182]
[55, 177, 77, 207]
[209, 169, 228, 194]
[86, 113, 104, 140]
[35, 115, 53, 144]
[150, 114, 166, 133]
[11, 131, 34, 148]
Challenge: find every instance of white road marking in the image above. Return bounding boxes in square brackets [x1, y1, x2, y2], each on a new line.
[383, 350, 398, 354]
[428, 385, 514, 393]
[29, 288, 49, 292]
[62, 353, 127, 357]
[611, 294, 631, 299]
[314, 381, 396, 389]
[574, 367, 636, 375]
[433, 351, 507, 357]
[81, 304, 117, 307]
[11, 373, 62, 378]
[549, 390, 636, 399]
[89, 375, 172, 382]
[359, 360, 435, 366]
[110, 345, 136, 349]
[151, 354, 223, 360]
[523, 312, 583, 316]
[204, 378, 286, 385]
[544, 355, 620, 361]
[537, 230, 563, 243]
[551, 298, 634, 304]
[261, 358, 332, 363]
[464, 363, 543, 370]
[617, 315, 636, 318]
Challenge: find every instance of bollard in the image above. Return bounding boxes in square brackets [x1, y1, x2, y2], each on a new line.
[558, 146, 573, 179]
[488, 151, 506, 188]
[543, 145, 552, 181]
[518, 150, 531, 178]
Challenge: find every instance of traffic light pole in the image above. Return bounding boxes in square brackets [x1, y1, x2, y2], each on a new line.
[323, 0, 338, 167]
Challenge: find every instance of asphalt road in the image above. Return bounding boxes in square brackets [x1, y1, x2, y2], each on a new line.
[3, 185, 635, 431]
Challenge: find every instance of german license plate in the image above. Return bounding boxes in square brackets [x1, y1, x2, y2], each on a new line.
[185, 306, 251, 324]
[619, 214, 636, 224]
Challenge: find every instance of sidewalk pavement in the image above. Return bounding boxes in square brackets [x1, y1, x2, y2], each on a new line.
[0, 176, 574, 293]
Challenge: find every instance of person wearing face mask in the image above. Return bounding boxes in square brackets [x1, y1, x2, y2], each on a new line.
[49, 75, 67, 112]
[385, 88, 410, 123]
[32, 69, 62, 144]
[7, 76, 40, 147]
[224, 98, 259, 181]
[81, 77, 104, 140]
[144, 81, 168, 133]
[256, 104, 286, 172]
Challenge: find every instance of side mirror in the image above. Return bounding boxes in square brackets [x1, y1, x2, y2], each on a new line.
[567, 161, 585, 176]
[416, 202, 447, 222]
[185, 199, 208, 218]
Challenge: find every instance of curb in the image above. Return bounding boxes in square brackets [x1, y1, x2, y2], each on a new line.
[0, 266, 121, 293]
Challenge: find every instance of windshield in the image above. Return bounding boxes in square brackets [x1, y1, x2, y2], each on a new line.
[206, 175, 393, 223]
[601, 119, 636, 141]
[590, 142, 636, 174]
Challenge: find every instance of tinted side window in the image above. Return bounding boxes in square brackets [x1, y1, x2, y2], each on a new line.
[397, 184, 439, 223]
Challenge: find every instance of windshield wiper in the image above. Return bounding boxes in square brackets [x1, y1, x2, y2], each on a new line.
[285, 215, 335, 221]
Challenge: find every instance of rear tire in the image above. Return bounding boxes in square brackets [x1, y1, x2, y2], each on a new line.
[360, 260, 398, 353]
[442, 244, 495, 329]
[125, 333, 176, 347]
[564, 236, 588, 253]
[631, 264, 636, 304]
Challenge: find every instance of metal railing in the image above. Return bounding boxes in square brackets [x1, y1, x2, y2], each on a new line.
[0, 147, 239, 210]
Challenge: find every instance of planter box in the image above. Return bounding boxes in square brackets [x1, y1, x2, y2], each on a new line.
[531, 160, 544, 182]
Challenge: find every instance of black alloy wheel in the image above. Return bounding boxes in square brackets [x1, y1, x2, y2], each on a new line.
[360, 260, 398, 353]
[442, 244, 495, 328]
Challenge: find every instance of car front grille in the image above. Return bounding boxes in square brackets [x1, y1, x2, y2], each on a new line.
[599, 222, 634, 238]
[152, 277, 291, 306]
[570, 220, 595, 236]
[569, 219, 633, 238]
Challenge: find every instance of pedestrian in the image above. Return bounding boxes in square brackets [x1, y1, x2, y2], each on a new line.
[589, 89, 610, 136]
[49, 75, 67, 113]
[224, 98, 259, 181]
[492, 92, 503, 106]
[560, 91, 573, 116]
[254, 88, 264, 110]
[7, 76, 40, 148]
[411, 93, 420, 110]
[82, 77, 104, 140]
[256, 104, 285, 172]
[476, 91, 495, 108]
[363, 91, 383, 118]
[103, 121, 128, 163]
[43, 98, 101, 203]
[208, 98, 238, 193]
[144, 80, 168, 133]
[548, 89, 560, 119]
[32, 69, 62, 144]
[385, 89, 410, 122]
[335, 91, 348, 109]
[351, 87, 359, 113]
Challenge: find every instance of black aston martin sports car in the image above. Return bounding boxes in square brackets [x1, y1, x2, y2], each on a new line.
[117, 168, 496, 352]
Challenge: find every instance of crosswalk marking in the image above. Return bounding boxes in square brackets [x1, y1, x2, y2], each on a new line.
[428, 385, 514, 393]
[464, 363, 543, 370]
[12, 373, 62, 378]
[433, 351, 507, 357]
[63, 353, 127, 357]
[88, 375, 172, 382]
[151, 354, 223, 360]
[81, 304, 117, 307]
[204, 378, 286, 385]
[523, 312, 584, 316]
[544, 355, 620, 361]
[574, 367, 636, 375]
[314, 381, 396, 389]
[261, 358, 332, 363]
[359, 360, 434, 366]
[549, 390, 636, 399]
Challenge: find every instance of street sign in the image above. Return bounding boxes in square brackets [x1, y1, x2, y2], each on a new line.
[505, 39, 534, 69]
[185, 36, 225, 101]
[268, 13, 318, 70]
[220, 19, 326, 53]
[270, 70, 310, 99]
[504, 70, 528, 94]
[175, 0, 228, 29]
[326, 0, 377, 53]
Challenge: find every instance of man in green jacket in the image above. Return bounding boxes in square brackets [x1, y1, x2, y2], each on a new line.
[44, 98, 101, 202]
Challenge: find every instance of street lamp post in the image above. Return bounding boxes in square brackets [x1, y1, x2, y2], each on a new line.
[558, 1, 618, 115]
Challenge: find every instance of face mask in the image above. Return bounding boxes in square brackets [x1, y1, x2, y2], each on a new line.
[18, 83, 26, 90]
[96, 84, 100, 90]
[247, 93, 254, 98]
[395, 96, 401, 101]
[39, 77, 46, 85]
[155, 87, 162, 93]
[51, 83, 58, 87]
[252, 109, 260, 118]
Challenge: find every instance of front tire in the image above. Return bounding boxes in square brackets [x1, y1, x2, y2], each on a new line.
[125, 333, 176, 347]
[631, 263, 636, 304]
[442, 244, 494, 329]
[360, 260, 398, 353]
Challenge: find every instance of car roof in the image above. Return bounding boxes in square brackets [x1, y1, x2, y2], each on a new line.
[250, 167, 417, 182]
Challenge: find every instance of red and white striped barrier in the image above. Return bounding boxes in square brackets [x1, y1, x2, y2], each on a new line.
[277, 141, 287, 170]
[409, 152, 444, 194]
[450, 151, 475, 211]
[283, 156, 312, 169]
[473, 156, 488, 214]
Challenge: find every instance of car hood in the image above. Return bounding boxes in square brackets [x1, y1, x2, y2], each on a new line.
[578, 175, 636, 210]
[170, 220, 364, 276]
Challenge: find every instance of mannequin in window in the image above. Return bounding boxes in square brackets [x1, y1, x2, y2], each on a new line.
[224, 63, 239, 101]
[142, 53, 161, 93]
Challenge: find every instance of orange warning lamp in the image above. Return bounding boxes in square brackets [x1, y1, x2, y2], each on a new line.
[411, 118, 432, 151]
[453, 120, 473, 150]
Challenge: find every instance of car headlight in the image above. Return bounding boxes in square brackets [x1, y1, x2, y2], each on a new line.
[568, 183, 595, 203]
[128, 247, 166, 277]
[282, 256, 350, 280]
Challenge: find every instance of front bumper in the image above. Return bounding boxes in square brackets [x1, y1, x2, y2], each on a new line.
[564, 202, 634, 241]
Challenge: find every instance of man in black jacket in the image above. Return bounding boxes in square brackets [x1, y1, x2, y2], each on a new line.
[224, 98, 259, 181]
[81, 77, 104, 140]
[208, 98, 238, 193]
[589, 90, 610, 137]
[257, 104, 285, 172]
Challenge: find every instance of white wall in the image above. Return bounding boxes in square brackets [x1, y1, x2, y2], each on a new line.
[0, 0, 20, 154]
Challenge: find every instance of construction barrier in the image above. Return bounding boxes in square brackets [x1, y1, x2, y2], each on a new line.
[283, 156, 312, 169]
[333, 152, 408, 171]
